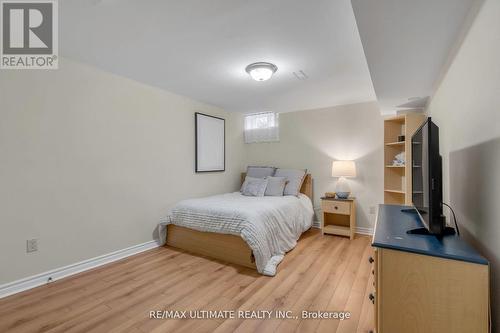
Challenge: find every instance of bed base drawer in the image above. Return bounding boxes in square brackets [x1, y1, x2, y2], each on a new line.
[166, 225, 256, 269]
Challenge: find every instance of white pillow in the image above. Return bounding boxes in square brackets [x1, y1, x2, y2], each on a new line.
[241, 176, 268, 197]
[274, 168, 307, 196]
[246, 166, 276, 178]
[264, 176, 287, 196]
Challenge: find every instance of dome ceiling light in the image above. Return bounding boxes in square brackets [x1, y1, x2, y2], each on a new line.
[245, 62, 278, 81]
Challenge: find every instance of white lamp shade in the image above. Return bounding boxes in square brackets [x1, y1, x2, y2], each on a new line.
[332, 160, 356, 178]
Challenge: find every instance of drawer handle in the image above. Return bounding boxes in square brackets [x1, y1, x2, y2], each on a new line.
[368, 256, 374, 263]
[334, 206, 338, 210]
[369, 293, 375, 304]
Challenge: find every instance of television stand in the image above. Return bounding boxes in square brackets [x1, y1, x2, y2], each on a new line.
[372, 204, 489, 332]
[401, 207, 426, 214]
[406, 226, 456, 236]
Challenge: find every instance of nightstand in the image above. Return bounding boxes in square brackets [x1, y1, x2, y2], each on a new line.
[320, 197, 356, 239]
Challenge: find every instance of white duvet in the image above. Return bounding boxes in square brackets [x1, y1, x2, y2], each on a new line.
[159, 192, 314, 276]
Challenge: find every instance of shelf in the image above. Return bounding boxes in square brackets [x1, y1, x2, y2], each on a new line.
[384, 189, 405, 194]
[384, 113, 426, 206]
[385, 141, 405, 146]
[323, 225, 351, 237]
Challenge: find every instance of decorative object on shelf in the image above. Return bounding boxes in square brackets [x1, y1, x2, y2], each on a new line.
[397, 135, 405, 142]
[324, 191, 336, 198]
[245, 62, 278, 81]
[331, 160, 356, 199]
[392, 152, 405, 166]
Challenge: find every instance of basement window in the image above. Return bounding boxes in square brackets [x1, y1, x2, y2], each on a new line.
[244, 112, 279, 143]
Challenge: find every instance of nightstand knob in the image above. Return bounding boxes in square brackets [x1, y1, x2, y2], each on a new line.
[369, 256, 374, 263]
[334, 206, 338, 210]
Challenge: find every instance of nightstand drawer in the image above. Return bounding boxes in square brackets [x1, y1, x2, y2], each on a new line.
[321, 200, 351, 215]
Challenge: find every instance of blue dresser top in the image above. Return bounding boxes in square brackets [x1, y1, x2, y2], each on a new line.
[372, 204, 488, 265]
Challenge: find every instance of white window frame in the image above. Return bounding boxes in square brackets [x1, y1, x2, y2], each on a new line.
[244, 112, 279, 143]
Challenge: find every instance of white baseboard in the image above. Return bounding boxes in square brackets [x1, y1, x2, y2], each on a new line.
[312, 225, 373, 236]
[0, 240, 161, 299]
[312, 206, 373, 236]
[355, 226, 374, 236]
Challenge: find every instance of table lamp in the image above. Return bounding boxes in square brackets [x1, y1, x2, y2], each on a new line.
[332, 160, 356, 199]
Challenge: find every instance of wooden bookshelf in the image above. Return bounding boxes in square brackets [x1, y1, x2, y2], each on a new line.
[385, 141, 405, 146]
[384, 113, 426, 205]
[384, 189, 405, 194]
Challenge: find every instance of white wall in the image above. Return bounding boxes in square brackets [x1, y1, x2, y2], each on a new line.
[245, 102, 384, 230]
[426, 0, 500, 329]
[0, 58, 245, 284]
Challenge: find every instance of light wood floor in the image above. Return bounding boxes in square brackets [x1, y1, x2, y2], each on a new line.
[0, 229, 375, 333]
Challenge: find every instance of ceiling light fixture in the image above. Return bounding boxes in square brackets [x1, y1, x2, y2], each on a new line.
[245, 62, 278, 81]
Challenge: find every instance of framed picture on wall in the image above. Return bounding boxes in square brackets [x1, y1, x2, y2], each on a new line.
[195, 112, 225, 172]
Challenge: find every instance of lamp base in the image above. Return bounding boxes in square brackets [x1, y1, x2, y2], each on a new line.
[335, 177, 351, 199]
[336, 192, 350, 199]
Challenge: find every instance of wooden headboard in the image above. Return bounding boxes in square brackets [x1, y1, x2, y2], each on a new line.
[240, 173, 313, 200]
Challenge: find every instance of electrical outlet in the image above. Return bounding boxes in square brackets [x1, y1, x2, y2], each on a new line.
[369, 206, 376, 214]
[26, 239, 38, 253]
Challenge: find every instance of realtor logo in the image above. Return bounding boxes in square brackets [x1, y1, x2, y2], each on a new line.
[1, 0, 58, 69]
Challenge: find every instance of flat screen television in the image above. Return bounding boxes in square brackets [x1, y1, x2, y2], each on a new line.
[411, 117, 446, 235]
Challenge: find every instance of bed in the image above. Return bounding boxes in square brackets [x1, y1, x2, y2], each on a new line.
[160, 173, 313, 276]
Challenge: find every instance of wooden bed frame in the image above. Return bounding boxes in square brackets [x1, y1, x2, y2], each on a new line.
[166, 173, 313, 269]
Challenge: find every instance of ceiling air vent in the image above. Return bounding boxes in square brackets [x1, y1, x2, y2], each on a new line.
[292, 70, 309, 81]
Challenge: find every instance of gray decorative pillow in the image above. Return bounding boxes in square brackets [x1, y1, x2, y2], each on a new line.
[241, 176, 268, 197]
[274, 168, 307, 196]
[264, 176, 287, 196]
[246, 166, 276, 178]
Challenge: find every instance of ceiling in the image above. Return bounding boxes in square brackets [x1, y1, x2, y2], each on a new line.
[60, 1, 479, 115]
[60, 0, 376, 113]
[351, 0, 478, 114]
